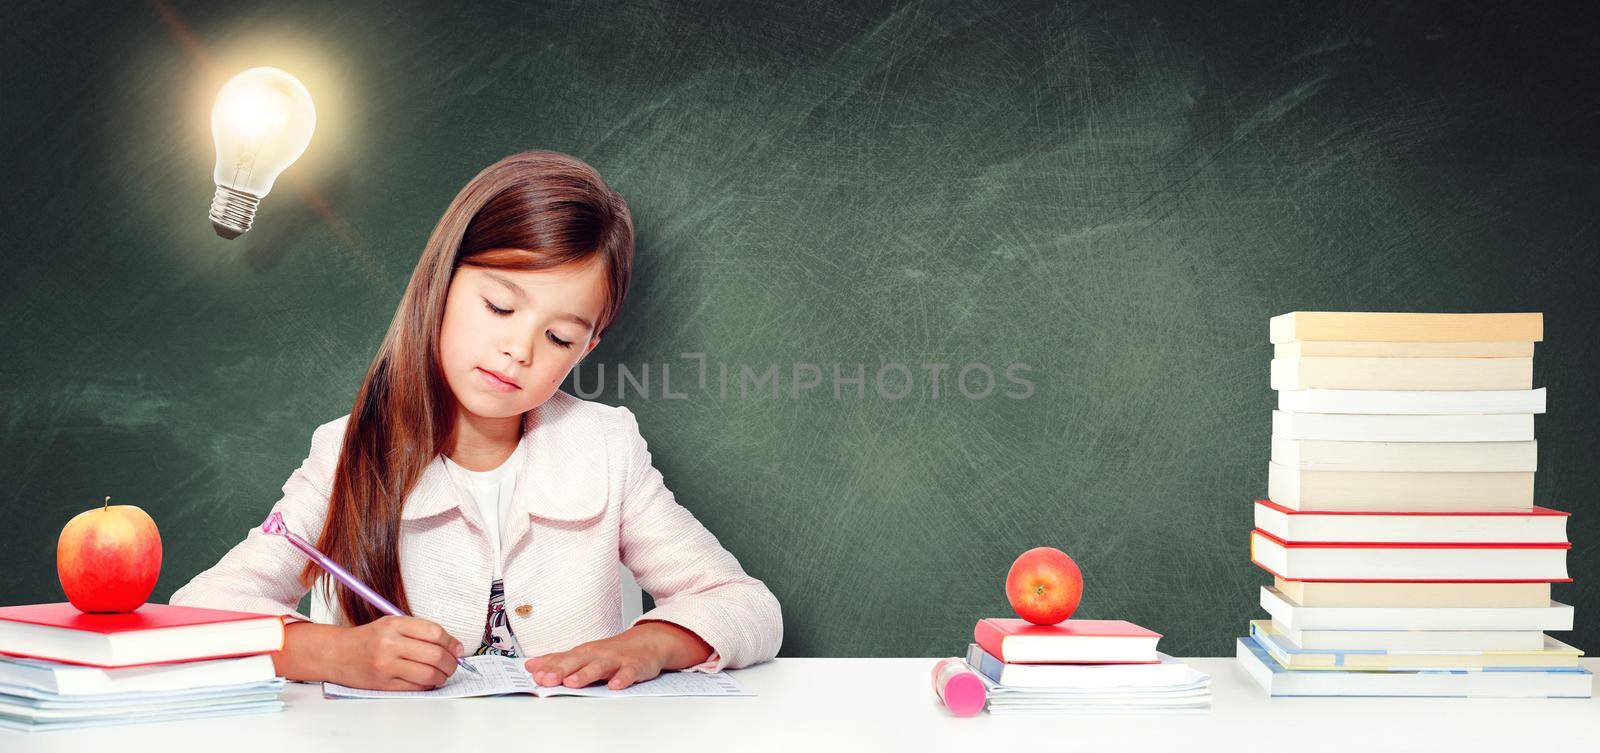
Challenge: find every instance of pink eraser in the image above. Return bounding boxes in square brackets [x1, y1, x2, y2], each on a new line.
[931, 657, 987, 717]
[941, 671, 986, 717]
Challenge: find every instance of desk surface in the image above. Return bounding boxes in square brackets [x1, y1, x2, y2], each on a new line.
[8, 658, 1597, 752]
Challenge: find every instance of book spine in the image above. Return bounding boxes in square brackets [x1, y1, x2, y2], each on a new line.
[972, 619, 1008, 664]
[964, 643, 1004, 684]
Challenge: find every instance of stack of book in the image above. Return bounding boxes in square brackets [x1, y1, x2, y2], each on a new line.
[0, 602, 288, 731]
[1237, 311, 1592, 698]
[965, 618, 1210, 714]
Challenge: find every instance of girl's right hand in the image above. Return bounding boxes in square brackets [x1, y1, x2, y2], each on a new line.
[327, 615, 466, 691]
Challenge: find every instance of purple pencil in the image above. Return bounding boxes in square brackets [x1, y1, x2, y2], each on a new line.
[260, 511, 478, 675]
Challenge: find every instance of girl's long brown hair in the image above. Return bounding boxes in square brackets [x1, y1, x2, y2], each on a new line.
[301, 151, 634, 626]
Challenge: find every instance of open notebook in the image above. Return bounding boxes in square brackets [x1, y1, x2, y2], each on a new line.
[323, 654, 752, 699]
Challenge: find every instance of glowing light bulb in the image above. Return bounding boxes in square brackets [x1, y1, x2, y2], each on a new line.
[209, 67, 316, 239]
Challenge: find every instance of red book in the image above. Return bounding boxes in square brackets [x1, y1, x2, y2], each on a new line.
[973, 618, 1161, 664]
[0, 602, 285, 668]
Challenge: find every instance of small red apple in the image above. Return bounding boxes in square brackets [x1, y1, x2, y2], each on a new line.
[1006, 546, 1083, 625]
[57, 496, 162, 613]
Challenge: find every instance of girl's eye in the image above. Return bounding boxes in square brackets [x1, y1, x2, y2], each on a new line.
[482, 298, 572, 348]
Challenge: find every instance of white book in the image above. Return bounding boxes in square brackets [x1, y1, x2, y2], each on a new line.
[0, 699, 284, 732]
[1278, 388, 1546, 415]
[1267, 462, 1534, 512]
[0, 654, 277, 697]
[1259, 586, 1575, 632]
[1250, 530, 1569, 581]
[1248, 621, 1582, 671]
[1271, 437, 1537, 472]
[1253, 501, 1570, 545]
[963, 644, 1193, 689]
[987, 693, 1210, 706]
[971, 666, 1212, 714]
[1236, 637, 1591, 698]
[0, 690, 284, 722]
[974, 669, 1211, 698]
[1269, 620, 1547, 652]
[0, 678, 285, 705]
[1271, 357, 1532, 391]
[1274, 579, 1552, 609]
[1272, 410, 1533, 442]
[987, 702, 1210, 715]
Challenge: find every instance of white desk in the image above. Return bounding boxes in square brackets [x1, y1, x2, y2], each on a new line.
[9, 658, 1598, 752]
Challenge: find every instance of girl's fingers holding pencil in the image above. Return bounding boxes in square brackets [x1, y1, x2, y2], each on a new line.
[378, 673, 435, 692]
[394, 616, 454, 648]
[392, 656, 451, 688]
[387, 616, 461, 681]
[335, 616, 461, 691]
[401, 639, 459, 681]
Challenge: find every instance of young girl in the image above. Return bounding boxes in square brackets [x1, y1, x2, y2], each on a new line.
[171, 151, 783, 691]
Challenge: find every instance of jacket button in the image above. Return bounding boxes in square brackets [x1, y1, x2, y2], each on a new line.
[514, 604, 532, 617]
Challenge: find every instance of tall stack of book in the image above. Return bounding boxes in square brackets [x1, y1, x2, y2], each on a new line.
[965, 618, 1211, 714]
[0, 602, 288, 731]
[1236, 312, 1591, 698]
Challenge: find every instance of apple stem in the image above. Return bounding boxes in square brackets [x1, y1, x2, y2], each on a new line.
[103, 495, 110, 512]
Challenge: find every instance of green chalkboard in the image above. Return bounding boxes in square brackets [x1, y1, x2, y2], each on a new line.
[2, 0, 1596, 658]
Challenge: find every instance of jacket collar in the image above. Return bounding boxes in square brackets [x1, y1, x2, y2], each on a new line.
[400, 390, 609, 529]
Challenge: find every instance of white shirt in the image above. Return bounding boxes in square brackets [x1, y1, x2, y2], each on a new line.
[442, 441, 522, 577]
[442, 437, 526, 657]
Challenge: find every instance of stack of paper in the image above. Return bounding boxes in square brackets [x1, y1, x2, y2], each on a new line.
[0, 602, 288, 731]
[966, 645, 1210, 715]
[960, 618, 1209, 714]
[0, 655, 284, 732]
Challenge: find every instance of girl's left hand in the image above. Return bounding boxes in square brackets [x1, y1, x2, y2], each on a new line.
[524, 622, 709, 690]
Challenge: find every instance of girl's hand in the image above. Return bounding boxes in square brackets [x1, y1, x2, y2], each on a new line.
[524, 621, 713, 691]
[327, 615, 465, 691]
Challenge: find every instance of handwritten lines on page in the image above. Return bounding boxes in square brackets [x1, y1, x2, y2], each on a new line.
[322, 655, 752, 699]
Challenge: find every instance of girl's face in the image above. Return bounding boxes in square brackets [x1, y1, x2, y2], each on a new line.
[438, 256, 607, 421]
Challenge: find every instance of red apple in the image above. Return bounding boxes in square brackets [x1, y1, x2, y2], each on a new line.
[57, 496, 162, 613]
[1006, 546, 1083, 625]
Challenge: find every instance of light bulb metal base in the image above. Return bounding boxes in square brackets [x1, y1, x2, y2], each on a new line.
[210, 185, 262, 239]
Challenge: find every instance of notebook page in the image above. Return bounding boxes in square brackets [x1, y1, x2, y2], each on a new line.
[533, 669, 751, 698]
[323, 655, 535, 699]
[323, 654, 752, 699]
